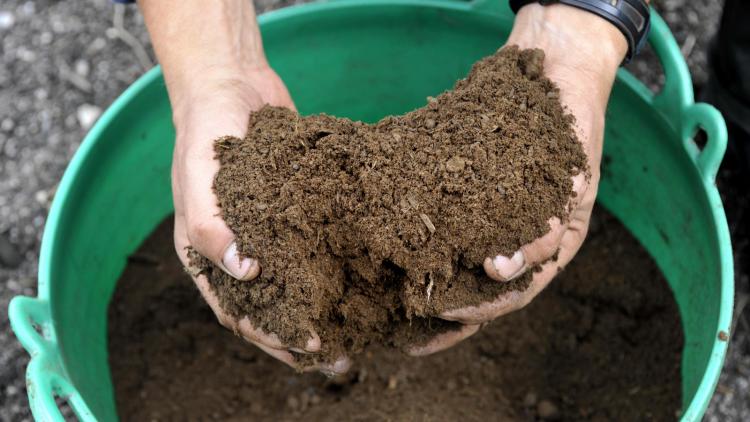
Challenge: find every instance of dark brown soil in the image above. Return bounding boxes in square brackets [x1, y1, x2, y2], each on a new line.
[109, 207, 683, 421]
[189, 46, 588, 360]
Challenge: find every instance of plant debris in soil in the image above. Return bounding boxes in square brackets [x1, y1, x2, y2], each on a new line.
[188, 46, 588, 362]
[109, 207, 683, 421]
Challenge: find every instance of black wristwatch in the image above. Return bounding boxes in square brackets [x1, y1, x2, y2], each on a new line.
[509, 0, 650, 63]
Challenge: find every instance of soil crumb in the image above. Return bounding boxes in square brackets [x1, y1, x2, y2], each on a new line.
[189, 46, 588, 360]
[109, 207, 683, 421]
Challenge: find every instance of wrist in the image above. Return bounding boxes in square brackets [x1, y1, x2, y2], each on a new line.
[507, 3, 628, 80]
[141, 0, 268, 116]
[169, 64, 267, 119]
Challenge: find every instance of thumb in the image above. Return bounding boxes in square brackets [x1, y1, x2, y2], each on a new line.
[180, 144, 260, 281]
[185, 209, 260, 281]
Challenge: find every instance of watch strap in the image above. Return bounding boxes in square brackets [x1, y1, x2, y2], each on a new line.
[508, 0, 651, 63]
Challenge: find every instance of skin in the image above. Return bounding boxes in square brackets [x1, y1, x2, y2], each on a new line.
[411, 3, 629, 355]
[138, 0, 629, 368]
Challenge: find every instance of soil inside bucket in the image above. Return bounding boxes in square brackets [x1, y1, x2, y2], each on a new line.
[109, 207, 683, 421]
[188, 46, 588, 361]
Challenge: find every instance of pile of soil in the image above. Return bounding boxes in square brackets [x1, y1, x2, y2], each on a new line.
[189, 46, 588, 360]
[109, 207, 683, 421]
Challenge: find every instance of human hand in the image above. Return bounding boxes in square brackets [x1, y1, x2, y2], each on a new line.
[409, 3, 628, 355]
[140, 0, 350, 375]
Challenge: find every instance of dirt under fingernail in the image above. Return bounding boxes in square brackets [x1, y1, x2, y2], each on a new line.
[187, 46, 588, 363]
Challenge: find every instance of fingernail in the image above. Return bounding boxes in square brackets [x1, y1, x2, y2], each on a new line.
[305, 335, 321, 353]
[493, 250, 526, 281]
[221, 242, 255, 280]
[332, 358, 350, 374]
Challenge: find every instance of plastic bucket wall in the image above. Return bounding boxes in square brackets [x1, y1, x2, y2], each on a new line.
[9, 1, 732, 421]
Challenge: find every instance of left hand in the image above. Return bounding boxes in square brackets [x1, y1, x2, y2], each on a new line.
[408, 3, 628, 356]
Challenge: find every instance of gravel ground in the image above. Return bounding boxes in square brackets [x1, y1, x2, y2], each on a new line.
[0, 0, 745, 421]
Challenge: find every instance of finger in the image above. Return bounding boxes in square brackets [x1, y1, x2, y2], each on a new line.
[313, 356, 352, 376]
[252, 341, 299, 368]
[191, 269, 241, 331]
[237, 317, 321, 353]
[178, 214, 317, 355]
[439, 289, 528, 325]
[484, 216, 565, 282]
[484, 172, 588, 282]
[406, 324, 480, 356]
[252, 342, 351, 376]
[182, 161, 260, 281]
[177, 126, 259, 281]
[443, 223, 588, 324]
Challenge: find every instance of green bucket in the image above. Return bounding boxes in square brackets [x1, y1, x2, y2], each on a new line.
[9, 1, 733, 420]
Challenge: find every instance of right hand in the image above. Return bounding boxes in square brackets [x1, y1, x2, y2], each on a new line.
[139, 0, 350, 375]
[170, 65, 351, 376]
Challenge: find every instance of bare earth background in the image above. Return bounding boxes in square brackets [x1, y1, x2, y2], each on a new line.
[0, 0, 746, 421]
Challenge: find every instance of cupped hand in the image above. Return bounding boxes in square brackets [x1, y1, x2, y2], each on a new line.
[137, 0, 353, 374]
[409, 3, 629, 356]
[170, 65, 350, 375]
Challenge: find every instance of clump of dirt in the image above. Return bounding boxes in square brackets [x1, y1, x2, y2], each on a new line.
[189, 46, 588, 361]
[109, 207, 683, 421]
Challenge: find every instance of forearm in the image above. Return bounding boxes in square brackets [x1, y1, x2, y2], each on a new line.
[138, 0, 266, 114]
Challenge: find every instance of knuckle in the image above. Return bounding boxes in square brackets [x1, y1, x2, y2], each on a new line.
[185, 218, 220, 254]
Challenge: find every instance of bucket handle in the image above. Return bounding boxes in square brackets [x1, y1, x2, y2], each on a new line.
[648, 12, 728, 184]
[9, 296, 94, 422]
[681, 103, 728, 184]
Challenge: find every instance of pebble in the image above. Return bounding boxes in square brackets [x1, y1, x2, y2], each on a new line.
[39, 31, 53, 45]
[21, 1, 36, 16]
[445, 156, 466, 173]
[250, 402, 263, 414]
[357, 368, 368, 383]
[309, 393, 321, 405]
[424, 118, 436, 129]
[387, 374, 398, 390]
[0, 233, 23, 269]
[16, 47, 36, 62]
[298, 391, 310, 411]
[537, 399, 561, 420]
[1, 118, 15, 132]
[285, 395, 299, 410]
[0, 11, 14, 30]
[34, 190, 49, 205]
[75, 59, 90, 77]
[89, 37, 107, 53]
[76, 104, 102, 130]
[523, 391, 538, 407]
